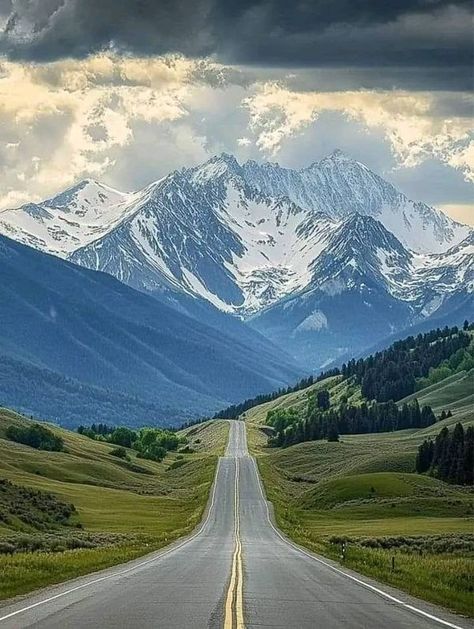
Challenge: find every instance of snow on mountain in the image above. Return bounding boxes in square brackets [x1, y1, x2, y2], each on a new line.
[70, 154, 337, 314]
[411, 232, 474, 316]
[0, 179, 132, 255]
[249, 215, 473, 367]
[242, 149, 470, 254]
[0, 152, 472, 335]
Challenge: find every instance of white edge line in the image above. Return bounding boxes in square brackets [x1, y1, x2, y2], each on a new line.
[250, 456, 468, 629]
[0, 458, 223, 624]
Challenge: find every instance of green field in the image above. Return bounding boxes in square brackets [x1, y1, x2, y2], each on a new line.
[243, 375, 362, 425]
[0, 409, 228, 600]
[247, 367, 474, 617]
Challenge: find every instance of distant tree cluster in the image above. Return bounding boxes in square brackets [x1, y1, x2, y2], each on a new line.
[6, 423, 64, 452]
[77, 423, 115, 439]
[76, 424, 184, 462]
[416, 423, 474, 485]
[342, 326, 471, 403]
[267, 399, 436, 448]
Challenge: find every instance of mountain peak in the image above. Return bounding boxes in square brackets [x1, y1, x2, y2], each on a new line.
[45, 178, 126, 209]
[329, 148, 349, 160]
[333, 213, 410, 262]
[190, 153, 242, 183]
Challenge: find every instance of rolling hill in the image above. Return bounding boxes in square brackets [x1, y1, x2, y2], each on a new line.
[243, 327, 474, 615]
[0, 406, 228, 599]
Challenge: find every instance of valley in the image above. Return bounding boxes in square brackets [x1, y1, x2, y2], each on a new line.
[1, 4, 472, 627]
[1, 151, 472, 375]
[0, 419, 470, 628]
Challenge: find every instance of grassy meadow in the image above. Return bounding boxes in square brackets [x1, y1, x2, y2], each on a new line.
[0, 408, 228, 600]
[246, 368, 474, 617]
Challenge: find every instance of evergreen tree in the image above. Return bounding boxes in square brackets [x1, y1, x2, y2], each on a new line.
[463, 426, 474, 485]
[448, 423, 465, 484]
[317, 390, 330, 411]
[327, 423, 339, 442]
[420, 405, 436, 428]
[416, 439, 434, 473]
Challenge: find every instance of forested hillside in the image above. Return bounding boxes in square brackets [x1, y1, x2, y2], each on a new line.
[216, 323, 473, 422]
[246, 323, 474, 449]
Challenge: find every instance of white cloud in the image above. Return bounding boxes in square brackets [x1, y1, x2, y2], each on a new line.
[0, 52, 472, 212]
[0, 53, 220, 207]
[242, 83, 474, 182]
[237, 137, 251, 146]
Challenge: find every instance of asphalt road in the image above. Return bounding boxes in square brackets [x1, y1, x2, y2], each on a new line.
[0, 421, 471, 628]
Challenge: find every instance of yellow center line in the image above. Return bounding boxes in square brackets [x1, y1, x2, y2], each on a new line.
[224, 456, 245, 629]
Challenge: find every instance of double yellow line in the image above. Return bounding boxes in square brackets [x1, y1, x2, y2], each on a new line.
[224, 458, 245, 629]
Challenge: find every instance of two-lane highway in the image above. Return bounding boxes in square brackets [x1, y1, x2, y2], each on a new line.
[0, 421, 471, 628]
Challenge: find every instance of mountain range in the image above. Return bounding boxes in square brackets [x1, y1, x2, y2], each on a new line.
[1, 149, 472, 374]
[0, 235, 300, 427]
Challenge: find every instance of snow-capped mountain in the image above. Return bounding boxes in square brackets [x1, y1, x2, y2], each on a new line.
[249, 215, 474, 366]
[70, 154, 337, 314]
[242, 149, 469, 254]
[0, 179, 132, 255]
[0, 151, 471, 366]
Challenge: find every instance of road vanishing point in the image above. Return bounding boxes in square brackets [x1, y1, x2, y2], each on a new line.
[0, 421, 472, 629]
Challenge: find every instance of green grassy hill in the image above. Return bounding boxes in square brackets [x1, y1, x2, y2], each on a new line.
[246, 359, 474, 616]
[0, 408, 228, 600]
[242, 375, 361, 425]
[400, 369, 474, 425]
[249, 420, 473, 616]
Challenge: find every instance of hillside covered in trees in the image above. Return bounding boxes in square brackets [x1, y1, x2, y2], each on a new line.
[215, 322, 473, 421]
[257, 323, 473, 449]
[343, 323, 472, 402]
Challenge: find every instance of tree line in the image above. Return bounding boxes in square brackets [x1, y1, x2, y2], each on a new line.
[416, 423, 474, 485]
[342, 324, 471, 403]
[77, 424, 185, 462]
[267, 394, 436, 448]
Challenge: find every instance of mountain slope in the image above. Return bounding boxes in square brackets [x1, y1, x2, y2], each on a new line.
[242, 149, 470, 254]
[0, 179, 133, 256]
[70, 155, 337, 315]
[249, 215, 473, 367]
[0, 235, 301, 427]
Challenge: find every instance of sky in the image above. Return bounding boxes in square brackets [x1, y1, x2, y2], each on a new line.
[0, 0, 472, 225]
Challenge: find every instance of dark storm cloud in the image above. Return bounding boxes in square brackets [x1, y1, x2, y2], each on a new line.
[0, 0, 472, 88]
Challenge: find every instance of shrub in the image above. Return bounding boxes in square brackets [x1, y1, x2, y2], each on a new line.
[137, 444, 167, 462]
[6, 424, 63, 451]
[109, 447, 129, 460]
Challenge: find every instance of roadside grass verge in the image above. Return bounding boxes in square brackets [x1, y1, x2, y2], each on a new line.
[250, 423, 474, 617]
[0, 409, 228, 601]
[0, 538, 153, 600]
